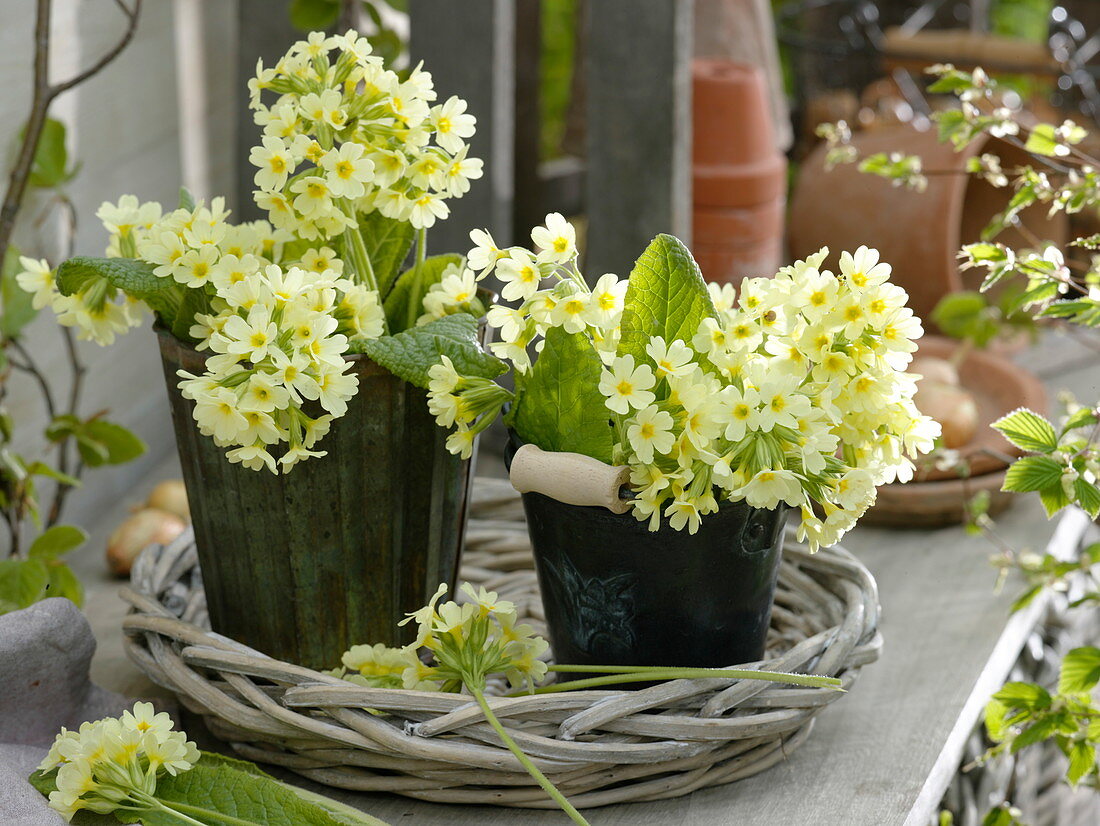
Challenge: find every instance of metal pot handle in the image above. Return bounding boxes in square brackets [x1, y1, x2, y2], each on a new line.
[508, 444, 632, 514]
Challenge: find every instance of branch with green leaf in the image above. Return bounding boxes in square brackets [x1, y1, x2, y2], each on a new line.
[1, 0, 147, 612]
[821, 63, 1100, 822]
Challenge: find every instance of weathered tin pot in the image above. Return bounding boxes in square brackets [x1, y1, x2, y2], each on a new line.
[158, 331, 474, 669]
[505, 436, 787, 671]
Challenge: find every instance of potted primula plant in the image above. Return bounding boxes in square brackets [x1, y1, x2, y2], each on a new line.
[427, 220, 940, 669]
[18, 31, 505, 669]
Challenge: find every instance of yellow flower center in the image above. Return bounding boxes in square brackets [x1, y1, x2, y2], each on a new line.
[553, 236, 569, 253]
[616, 380, 634, 396]
[270, 156, 286, 173]
[335, 160, 355, 179]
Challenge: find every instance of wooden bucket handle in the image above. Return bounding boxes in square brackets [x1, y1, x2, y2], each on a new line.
[508, 444, 632, 514]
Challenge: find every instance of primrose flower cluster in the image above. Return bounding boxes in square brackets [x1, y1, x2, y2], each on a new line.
[16, 30, 485, 473]
[428, 226, 940, 549]
[425, 212, 623, 456]
[36, 702, 199, 822]
[331, 582, 549, 693]
[249, 30, 482, 244]
[21, 194, 384, 473]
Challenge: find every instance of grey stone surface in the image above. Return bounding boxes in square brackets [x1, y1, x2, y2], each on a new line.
[0, 744, 65, 826]
[0, 598, 129, 747]
[0, 598, 131, 823]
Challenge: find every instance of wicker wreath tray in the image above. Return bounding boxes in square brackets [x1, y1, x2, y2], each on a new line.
[121, 478, 882, 809]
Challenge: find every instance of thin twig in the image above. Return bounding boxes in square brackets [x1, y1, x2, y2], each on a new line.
[47, 326, 85, 526]
[0, 0, 54, 267]
[49, 0, 141, 97]
[338, 0, 359, 33]
[8, 340, 56, 420]
[0, 0, 143, 268]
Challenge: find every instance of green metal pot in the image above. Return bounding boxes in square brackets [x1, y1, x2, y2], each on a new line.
[157, 331, 473, 669]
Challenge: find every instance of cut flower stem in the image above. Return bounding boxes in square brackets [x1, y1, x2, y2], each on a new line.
[517, 664, 843, 695]
[472, 687, 591, 826]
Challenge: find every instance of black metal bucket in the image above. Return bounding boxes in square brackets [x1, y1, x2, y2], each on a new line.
[506, 435, 787, 670]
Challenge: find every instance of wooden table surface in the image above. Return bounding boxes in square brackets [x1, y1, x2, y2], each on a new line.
[72, 337, 1100, 826]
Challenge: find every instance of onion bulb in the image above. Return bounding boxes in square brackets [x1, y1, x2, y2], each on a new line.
[107, 508, 187, 577]
[913, 380, 979, 449]
[145, 480, 189, 522]
[910, 355, 960, 387]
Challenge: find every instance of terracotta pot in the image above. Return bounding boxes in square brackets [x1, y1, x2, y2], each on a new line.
[692, 59, 787, 285]
[157, 332, 473, 669]
[788, 126, 1069, 324]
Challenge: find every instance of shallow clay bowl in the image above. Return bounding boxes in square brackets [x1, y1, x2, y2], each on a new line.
[861, 468, 1015, 528]
[911, 336, 1047, 483]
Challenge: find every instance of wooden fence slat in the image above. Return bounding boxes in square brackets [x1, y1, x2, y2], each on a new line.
[584, 0, 693, 278]
[409, 0, 515, 256]
[233, 0, 299, 220]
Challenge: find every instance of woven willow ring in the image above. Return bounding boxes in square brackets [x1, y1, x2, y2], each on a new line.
[121, 478, 882, 809]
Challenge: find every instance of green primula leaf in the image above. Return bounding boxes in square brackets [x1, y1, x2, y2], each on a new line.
[361, 211, 416, 298]
[618, 234, 717, 363]
[1001, 456, 1063, 493]
[31, 751, 390, 825]
[56, 256, 164, 297]
[178, 187, 196, 211]
[512, 326, 614, 463]
[77, 420, 147, 468]
[383, 253, 462, 332]
[353, 313, 505, 389]
[55, 257, 183, 324]
[289, 0, 339, 31]
[0, 558, 50, 609]
[1, 244, 38, 339]
[1059, 647, 1100, 694]
[28, 525, 87, 560]
[29, 118, 78, 189]
[992, 408, 1058, 453]
[172, 286, 214, 343]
